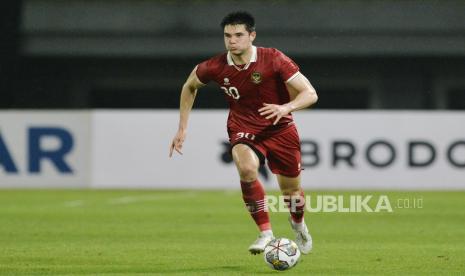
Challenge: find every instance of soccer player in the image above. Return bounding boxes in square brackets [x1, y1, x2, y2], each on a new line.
[169, 11, 318, 255]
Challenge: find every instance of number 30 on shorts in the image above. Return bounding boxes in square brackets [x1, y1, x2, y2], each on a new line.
[221, 86, 240, 100]
[236, 132, 255, 141]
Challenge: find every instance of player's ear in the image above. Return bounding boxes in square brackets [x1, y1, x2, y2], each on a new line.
[250, 31, 256, 42]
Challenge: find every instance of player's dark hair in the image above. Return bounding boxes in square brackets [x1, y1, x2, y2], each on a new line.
[221, 11, 255, 33]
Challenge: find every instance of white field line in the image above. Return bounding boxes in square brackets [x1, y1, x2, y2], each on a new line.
[107, 193, 198, 205]
[63, 192, 199, 207]
[107, 196, 141, 205]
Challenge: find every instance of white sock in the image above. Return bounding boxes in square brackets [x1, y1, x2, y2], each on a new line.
[292, 219, 305, 232]
[261, 229, 273, 237]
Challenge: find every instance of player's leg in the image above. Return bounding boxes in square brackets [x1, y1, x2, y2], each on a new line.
[265, 126, 313, 254]
[277, 173, 312, 254]
[277, 174, 305, 225]
[232, 143, 273, 254]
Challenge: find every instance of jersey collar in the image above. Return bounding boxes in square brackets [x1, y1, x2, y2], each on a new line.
[227, 46, 257, 71]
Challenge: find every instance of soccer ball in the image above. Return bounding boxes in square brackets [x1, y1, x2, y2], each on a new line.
[263, 238, 301, 271]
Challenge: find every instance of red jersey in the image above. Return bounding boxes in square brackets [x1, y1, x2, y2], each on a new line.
[196, 46, 300, 135]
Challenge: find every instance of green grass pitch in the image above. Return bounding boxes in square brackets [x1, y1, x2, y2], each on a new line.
[0, 190, 464, 275]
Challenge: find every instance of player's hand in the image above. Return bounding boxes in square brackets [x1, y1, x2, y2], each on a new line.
[258, 103, 292, 125]
[169, 129, 186, 157]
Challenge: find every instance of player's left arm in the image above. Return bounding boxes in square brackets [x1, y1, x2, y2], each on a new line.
[259, 72, 318, 125]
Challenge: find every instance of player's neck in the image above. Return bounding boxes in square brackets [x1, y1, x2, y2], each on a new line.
[230, 46, 253, 65]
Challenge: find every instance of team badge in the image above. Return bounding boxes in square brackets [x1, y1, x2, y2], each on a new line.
[251, 72, 262, 84]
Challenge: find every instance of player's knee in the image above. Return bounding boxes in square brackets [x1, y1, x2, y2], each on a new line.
[281, 187, 300, 196]
[237, 163, 258, 182]
[280, 183, 300, 196]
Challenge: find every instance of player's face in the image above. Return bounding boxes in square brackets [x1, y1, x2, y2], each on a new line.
[223, 24, 256, 55]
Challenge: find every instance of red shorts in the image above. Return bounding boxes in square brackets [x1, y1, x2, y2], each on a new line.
[228, 125, 302, 177]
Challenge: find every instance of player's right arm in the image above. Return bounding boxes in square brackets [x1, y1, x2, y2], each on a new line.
[169, 66, 205, 157]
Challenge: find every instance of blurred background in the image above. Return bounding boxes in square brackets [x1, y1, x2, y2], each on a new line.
[2, 0, 465, 110]
[1, 0, 464, 189]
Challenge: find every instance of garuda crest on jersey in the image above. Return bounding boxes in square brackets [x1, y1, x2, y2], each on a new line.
[251, 72, 262, 84]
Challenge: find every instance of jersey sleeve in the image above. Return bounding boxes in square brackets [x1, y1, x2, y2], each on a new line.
[195, 59, 213, 84]
[274, 49, 300, 83]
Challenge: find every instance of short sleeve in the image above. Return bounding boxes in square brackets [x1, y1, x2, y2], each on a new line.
[274, 50, 300, 83]
[196, 60, 212, 84]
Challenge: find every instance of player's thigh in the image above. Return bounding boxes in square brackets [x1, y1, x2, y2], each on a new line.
[266, 127, 302, 178]
[231, 143, 261, 172]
